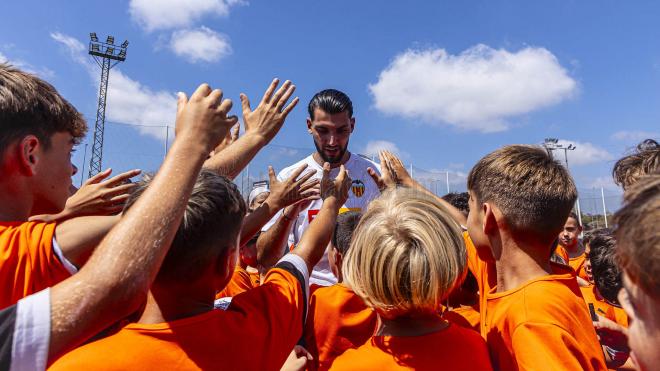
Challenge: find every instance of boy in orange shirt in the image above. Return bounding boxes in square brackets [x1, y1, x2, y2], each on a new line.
[557, 212, 589, 280]
[0, 65, 140, 309]
[613, 174, 659, 371]
[50, 160, 352, 370]
[304, 211, 378, 370]
[373, 148, 607, 370]
[329, 188, 492, 371]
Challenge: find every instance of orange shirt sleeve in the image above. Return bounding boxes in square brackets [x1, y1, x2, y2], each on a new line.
[0, 221, 72, 309]
[512, 322, 605, 371]
[555, 245, 569, 264]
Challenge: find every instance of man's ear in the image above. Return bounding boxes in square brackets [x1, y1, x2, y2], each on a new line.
[214, 244, 238, 287]
[306, 118, 313, 134]
[349, 117, 355, 133]
[18, 135, 41, 176]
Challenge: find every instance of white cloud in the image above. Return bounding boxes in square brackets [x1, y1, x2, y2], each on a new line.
[554, 139, 613, 166]
[361, 140, 406, 159]
[369, 44, 577, 133]
[0, 50, 55, 78]
[170, 27, 232, 63]
[586, 176, 619, 191]
[51, 33, 176, 141]
[129, 0, 243, 31]
[611, 130, 659, 143]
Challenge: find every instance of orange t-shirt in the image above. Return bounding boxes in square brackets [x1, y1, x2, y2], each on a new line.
[555, 245, 569, 264]
[329, 323, 493, 370]
[568, 253, 589, 281]
[304, 283, 377, 370]
[215, 266, 255, 299]
[580, 285, 628, 328]
[0, 221, 72, 309]
[464, 232, 607, 371]
[444, 304, 480, 331]
[50, 267, 305, 370]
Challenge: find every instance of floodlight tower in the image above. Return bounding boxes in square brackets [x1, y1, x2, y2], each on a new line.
[543, 138, 582, 226]
[87, 33, 128, 178]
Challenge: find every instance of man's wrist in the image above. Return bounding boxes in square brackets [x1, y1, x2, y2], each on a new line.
[242, 130, 270, 148]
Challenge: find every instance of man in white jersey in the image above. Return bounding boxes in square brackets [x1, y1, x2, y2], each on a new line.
[257, 89, 380, 286]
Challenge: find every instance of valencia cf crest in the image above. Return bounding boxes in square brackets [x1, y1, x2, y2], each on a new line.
[351, 179, 365, 197]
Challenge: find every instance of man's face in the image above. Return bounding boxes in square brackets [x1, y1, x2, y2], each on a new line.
[558, 217, 581, 249]
[618, 272, 660, 371]
[32, 132, 76, 215]
[466, 190, 495, 262]
[583, 243, 593, 283]
[307, 109, 354, 164]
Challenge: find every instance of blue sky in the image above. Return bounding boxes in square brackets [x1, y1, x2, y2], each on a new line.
[1, 0, 659, 212]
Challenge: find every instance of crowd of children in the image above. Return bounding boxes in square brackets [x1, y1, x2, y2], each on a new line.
[0, 63, 658, 370]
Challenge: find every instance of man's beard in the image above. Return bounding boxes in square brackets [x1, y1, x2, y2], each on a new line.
[314, 139, 348, 164]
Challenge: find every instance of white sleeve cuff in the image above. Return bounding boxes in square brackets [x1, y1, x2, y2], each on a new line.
[52, 238, 78, 275]
[277, 254, 310, 301]
[11, 289, 51, 371]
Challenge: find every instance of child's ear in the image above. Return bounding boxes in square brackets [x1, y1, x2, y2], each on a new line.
[482, 202, 498, 236]
[18, 135, 41, 176]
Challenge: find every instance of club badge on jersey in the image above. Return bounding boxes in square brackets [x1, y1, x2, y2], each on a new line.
[351, 179, 365, 197]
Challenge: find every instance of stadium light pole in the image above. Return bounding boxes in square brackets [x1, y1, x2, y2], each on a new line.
[543, 138, 582, 227]
[87, 33, 128, 178]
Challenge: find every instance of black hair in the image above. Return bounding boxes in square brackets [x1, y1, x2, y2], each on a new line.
[588, 229, 621, 305]
[308, 89, 353, 120]
[441, 192, 469, 215]
[332, 211, 362, 255]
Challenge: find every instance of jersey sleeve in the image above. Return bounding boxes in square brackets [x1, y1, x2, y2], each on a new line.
[9, 288, 51, 371]
[0, 222, 72, 309]
[511, 322, 605, 371]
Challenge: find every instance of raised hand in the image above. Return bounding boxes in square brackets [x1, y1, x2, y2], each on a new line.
[267, 164, 320, 210]
[29, 168, 141, 222]
[240, 79, 298, 145]
[212, 122, 240, 156]
[320, 162, 351, 205]
[175, 83, 238, 153]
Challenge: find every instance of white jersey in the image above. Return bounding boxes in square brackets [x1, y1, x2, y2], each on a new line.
[262, 152, 381, 286]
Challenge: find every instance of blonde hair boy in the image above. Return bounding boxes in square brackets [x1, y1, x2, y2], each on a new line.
[331, 188, 492, 370]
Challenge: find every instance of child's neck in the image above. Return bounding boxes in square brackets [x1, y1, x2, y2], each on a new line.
[138, 283, 214, 324]
[494, 235, 553, 293]
[377, 312, 448, 337]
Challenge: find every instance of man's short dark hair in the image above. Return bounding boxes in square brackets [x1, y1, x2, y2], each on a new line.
[124, 170, 247, 283]
[441, 192, 469, 216]
[308, 89, 353, 120]
[0, 64, 86, 153]
[332, 211, 361, 255]
[588, 229, 621, 305]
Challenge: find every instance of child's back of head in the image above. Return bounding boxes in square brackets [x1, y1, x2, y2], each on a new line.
[343, 188, 466, 317]
[612, 139, 659, 190]
[467, 144, 578, 247]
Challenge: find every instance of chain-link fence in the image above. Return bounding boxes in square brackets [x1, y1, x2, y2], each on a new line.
[72, 119, 623, 222]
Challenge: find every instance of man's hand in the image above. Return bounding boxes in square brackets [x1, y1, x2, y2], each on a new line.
[267, 164, 320, 210]
[176, 84, 238, 153]
[240, 79, 298, 145]
[320, 162, 351, 205]
[29, 168, 141, 222]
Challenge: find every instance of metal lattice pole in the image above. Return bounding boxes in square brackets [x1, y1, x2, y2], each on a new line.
[87, 33, 128, 179]
[89, 57, 110, 177]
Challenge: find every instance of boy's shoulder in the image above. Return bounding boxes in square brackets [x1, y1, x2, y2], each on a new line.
[311, 284, 363, 309]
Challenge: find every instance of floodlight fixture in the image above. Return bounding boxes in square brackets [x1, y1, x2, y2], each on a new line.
[121, 40, 129, 48]
[90, 32, 98, 42]
[106, 35, 115, 45]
